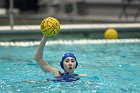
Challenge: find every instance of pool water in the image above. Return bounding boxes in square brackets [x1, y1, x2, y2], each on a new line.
[0, 43, 140, 93]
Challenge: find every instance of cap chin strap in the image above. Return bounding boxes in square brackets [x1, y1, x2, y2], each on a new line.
[64, 70, 74, 74]
[63, 72, 75, 76]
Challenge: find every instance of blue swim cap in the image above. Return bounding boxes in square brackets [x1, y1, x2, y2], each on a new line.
[60, 53, 78, 69]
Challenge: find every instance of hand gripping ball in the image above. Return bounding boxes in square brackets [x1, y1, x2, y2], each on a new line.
[40, 17, 60, 37]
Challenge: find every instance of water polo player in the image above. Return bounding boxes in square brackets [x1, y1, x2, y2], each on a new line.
[34, 36, 87, 82]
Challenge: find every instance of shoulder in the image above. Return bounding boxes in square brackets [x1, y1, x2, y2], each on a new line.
[78, 74, 88, 76]
[55, 71, 62, 77]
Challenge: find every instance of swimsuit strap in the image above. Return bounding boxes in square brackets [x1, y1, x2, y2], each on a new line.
[55, 73, 79, 82]
[61, 73, 78, 76]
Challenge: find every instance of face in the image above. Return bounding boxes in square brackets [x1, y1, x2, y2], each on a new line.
[63, 57, 76, 73]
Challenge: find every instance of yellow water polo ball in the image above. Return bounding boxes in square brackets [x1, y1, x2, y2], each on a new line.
[104, 28, 118, 39]
[40, 17, 60, 37]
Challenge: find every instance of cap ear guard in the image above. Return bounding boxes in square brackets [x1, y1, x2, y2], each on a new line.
[60, 60, 64, 69]
[60, 53, 78, 69]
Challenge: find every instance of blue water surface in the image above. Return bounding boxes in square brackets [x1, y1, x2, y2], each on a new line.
[0, 43, 140, 93]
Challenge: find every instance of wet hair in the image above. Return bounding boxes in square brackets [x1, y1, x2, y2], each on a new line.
[60, 53, 78, 69]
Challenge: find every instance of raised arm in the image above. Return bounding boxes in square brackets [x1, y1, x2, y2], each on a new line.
[34, 36, 61, 76]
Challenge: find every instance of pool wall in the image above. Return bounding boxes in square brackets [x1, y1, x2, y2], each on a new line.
[0, 24, 140, 41]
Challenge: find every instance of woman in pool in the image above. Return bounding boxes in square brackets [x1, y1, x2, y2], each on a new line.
[34, 36, 87, 82]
